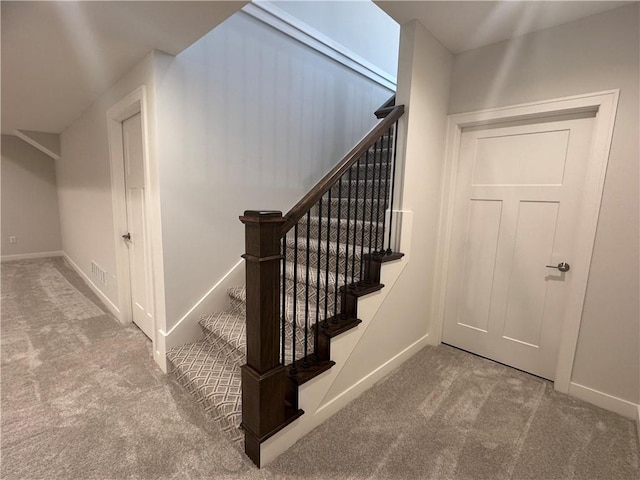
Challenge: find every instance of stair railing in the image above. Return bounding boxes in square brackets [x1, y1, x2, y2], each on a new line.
[240, 96, 404, 466]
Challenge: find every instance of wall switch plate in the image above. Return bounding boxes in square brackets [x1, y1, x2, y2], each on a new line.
[8, 236, 17, 244]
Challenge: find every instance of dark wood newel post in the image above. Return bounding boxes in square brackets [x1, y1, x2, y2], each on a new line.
[239, 210, 286, 467]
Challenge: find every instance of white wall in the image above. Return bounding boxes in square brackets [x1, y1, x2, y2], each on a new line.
[155, 11, 392, 330]
[58, 52, 160, 314]
[325, 19, 453, 396]
[1, 135, 62, 257]
[449, 4, 639, 404]
[271, 0, 400, 77]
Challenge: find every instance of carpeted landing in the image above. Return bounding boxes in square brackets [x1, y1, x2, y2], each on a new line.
[2, 257, 638, 479]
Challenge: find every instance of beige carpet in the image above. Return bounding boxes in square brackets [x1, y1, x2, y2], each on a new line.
[2, 257, 638, 479]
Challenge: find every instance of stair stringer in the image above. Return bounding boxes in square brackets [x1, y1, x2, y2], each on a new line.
[260, 211, 416, 466]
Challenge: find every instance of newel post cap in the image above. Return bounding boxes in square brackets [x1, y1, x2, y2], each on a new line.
[239, 210, 285, 224]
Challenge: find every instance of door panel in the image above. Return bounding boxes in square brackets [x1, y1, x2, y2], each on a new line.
[458, 199, 502, 332]
[501, 201, 558, 347]
[443, 115, 595, 380]
[472, 130, 570, 186]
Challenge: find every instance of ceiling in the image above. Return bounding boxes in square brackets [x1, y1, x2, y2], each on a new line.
[1, 1, 246, 135]
[1, 1, 633, 136]
[376, 1, 633, 54]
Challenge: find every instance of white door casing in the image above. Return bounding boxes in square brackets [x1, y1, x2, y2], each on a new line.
[122, 113, 154, 339]
[107, 86, 159, 352]
[442, 114, 595, 380]
[432, 91, 619, 392]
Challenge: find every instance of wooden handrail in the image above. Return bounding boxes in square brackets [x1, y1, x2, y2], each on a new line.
[374, 94, 396, 119]
[281, 104, 404, 235]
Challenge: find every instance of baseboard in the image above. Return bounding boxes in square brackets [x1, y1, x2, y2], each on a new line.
[317, 333, 430, 417]
[158, 260, 245, 352]
[62, 253, 120, 320]
[1, 250, 64, 262]
[568, 382, 638, 419]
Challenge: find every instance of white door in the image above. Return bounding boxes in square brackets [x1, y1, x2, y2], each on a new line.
[442, 114, 595, 380]
[122, 112, 153, 339]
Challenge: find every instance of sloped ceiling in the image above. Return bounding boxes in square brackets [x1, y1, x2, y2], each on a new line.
[1, 1, 246, 135]
[375, 1, 633, 54]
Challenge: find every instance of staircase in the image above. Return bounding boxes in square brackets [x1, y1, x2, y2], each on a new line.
[167, 99, 405, 465]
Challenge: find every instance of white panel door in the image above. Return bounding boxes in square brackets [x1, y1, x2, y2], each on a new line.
[443, 115, 595, 380]
[122, 112, 153, 339]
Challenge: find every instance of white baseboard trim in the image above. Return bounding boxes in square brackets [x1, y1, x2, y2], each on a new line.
[62, 253, 120, 320]
[242, 2, 396, 90]
[568, 382, 638, 419]
[317, 333, 430, 417]
[158, 260, 245, 352]
[1, 250, 64, 262]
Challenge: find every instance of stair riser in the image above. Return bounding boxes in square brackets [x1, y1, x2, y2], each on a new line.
[350, 162, 392, 185]
[201, 324, 245, 360]
[228, 296, 246, 317]
[282, 259, 346, 289]
[227, 288, 338, 325]
[284, 245, 363, 285]
[200, 315, 317, 367]
[329, 179, 389, 199]
[300, 218, 385, 250]
[351, 155, 392, 166]
[318, 199, 387, 222]
[283, 282, 338, 319]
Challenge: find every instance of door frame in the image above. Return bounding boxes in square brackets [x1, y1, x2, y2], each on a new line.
[431, 90, 619, 393]
[107, 86, 159, 351]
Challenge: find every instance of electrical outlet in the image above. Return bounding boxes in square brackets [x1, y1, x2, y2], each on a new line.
[8, 236, 17, 244]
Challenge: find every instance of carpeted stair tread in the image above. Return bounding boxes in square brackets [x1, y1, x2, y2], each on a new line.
[285, 236, 364, 260]
[166, 338, 242, 443]
[323, 197, 387, 221]
[330, 177, 388, 195]
[226, 285, 330, 326]
[283, 260, 346, 291]
[284, 236, 365, 277]
[226, 286, 249, 316]
[298, 215, 384, 248]
[199, 311, 312, 365]
[199, 311, 247, 358]
[352, 160, 392, 179]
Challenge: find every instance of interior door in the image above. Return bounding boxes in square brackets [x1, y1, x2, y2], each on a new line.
[122, 112, 153, 339]
[442, 114, 595, 380]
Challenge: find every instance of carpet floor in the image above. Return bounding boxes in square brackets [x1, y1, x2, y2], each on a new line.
[1, 257, 638, 479]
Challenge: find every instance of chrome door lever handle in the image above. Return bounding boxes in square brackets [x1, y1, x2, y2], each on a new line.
[546, 262, 570, 272]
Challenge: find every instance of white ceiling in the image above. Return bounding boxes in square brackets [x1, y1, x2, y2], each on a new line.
[1, 1, 246, 135]
[376, 1, 633, 54]
[1, 1, 633, 136]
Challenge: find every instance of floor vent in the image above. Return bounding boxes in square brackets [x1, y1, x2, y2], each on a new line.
[91, 261, 107, 286]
